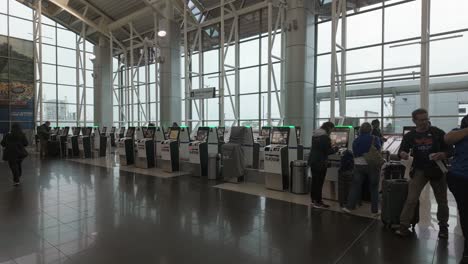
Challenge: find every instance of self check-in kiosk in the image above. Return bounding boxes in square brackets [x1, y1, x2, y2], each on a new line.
[118, 127, 135, 165]
[264, 126, 299, 191]
[135, 127, 156, 168]
[94, 127, 108, 157]
[109, 127, 117, 147]
[179, 126, 191, 163]
[256, 127, 272, 169]
[68, 127, 81, 157]
[188, 127, 221, 177]
[79, 127, 93, 159]
[117, 127, 126, 142]
[161, 127, 180, 172]
[154, 127, 166, 167]
[59, 127, 69, 158]
[325, 126, 355, 182]
[189, 127, 210, 177]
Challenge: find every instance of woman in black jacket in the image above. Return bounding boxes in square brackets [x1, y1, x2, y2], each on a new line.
[1, 123, 29, 186]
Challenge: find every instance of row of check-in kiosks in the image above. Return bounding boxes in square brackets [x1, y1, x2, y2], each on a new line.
[46, 124, 413, 192]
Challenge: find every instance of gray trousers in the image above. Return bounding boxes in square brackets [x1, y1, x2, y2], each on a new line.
[400, 169, 449, 228]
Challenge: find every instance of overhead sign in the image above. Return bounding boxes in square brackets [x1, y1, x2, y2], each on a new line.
[190, 88, 216, 99]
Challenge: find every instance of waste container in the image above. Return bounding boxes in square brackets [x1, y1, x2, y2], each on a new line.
[208, 153, 220, 180]
[290, 160, 308, 194]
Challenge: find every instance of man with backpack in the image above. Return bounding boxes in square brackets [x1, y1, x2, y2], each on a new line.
[396, 108, 452, 238]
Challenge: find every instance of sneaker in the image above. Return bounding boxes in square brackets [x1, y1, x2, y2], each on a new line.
[438, 226, 449, 239]
[341, 207, 352, 214]
[13, 181, 20, 187]
[395, 227, 411, 237]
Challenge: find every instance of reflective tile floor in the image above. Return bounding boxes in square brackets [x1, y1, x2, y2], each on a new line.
[0, 156, 464, 264]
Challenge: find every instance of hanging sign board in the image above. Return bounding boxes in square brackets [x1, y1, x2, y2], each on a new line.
[190, 88, 216, 99]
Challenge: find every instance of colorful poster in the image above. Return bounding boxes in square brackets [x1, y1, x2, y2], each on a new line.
[0, 81, 8, 106]
[10, 81, 34, 107]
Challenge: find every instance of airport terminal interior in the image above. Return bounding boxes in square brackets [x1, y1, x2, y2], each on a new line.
[0, 0, 467, 263]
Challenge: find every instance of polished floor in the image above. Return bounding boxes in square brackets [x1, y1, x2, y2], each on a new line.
[0, 155, 464, 264]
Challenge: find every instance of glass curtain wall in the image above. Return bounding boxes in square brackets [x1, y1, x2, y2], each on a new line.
[182, 9, 282, 131]
[316, 0, 468, 133]
[0, 0, 95, 128]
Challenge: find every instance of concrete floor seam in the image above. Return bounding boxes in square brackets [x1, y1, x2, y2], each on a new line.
[334, 220, 377, 264]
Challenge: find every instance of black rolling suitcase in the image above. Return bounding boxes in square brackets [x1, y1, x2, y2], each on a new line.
[381, 179, 419, 229]
[383, 161, 406, 180]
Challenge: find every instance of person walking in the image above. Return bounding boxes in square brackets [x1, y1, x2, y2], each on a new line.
[342, 122, 382, 216]
[308, 122, 336, 209]
[395, 108, 451, 238]
[1, 123, 29, 186]
[38, 121, 51, 158]
[445, 115, 468, 264]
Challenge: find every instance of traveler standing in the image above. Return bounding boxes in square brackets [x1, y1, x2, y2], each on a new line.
[342, 122, 382, 216]
[308, 122, 336, 209]
[444, 115, 468, 264]
[1, 123, 29, 186]
[38, 121, 51, 158]
[396, 108, 451, 238]
[371, 119, 387, 143]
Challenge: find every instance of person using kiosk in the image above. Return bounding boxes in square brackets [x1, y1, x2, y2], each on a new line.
[118, 127, 135, 165]
[38, 121, 51, 158]
[308, 122, 337, 209]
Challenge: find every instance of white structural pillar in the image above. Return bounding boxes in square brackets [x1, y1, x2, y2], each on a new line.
[94, 37, 113, 128]
[159, 16, 181, 127]
[284, 0, 316, 146]
[420, 0, 430, 110]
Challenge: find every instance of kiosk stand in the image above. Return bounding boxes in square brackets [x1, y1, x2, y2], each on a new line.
[189, 127, 218, 177]
[179, 126, 191, 163]
[161, 127, 180, 172]
[109, 127, 117, 147]
[59, 127, 69, 158]
[80, 127, 93, 159]
[256, 127, 272, 169]
[93, 127, 108, 157]
[68, 127, 81, 158]
[154, 127, 166, 167]
[264, 126, 298, 191]
[118, 127, 135, 166]
[135, 127, 156, 168]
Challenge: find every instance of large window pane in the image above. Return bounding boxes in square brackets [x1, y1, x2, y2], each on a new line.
[348, 10, 382, 48]
[240, 40, 259, 67]
[203, 49, 219, 74]
[9, 0, 32, 19]
[41, 25, 56, 45]
[43, 64, 57, 83]
[9, 17, 32, 41]
[384, 43, 420, 74]
[57, 66, 76, 85]
[316, 55, 330, 87]
[317, 21, 331, 54]
[57, 28, 76, 49]
[206, 98, 219, 120]
[240, 94, 259, 119]
[42, 83, 56, 101]
[57, 103, 75, 121]
[240, 67, 259, 94]
[9, 37, 33, 60]
[0, 15, 7, 35]
[9, 59, 33, 81]
[431, 0, 468, 34]
[58, 85, 76, 104]
[384, 1, 421, 42]
[42, 44, 56, 64]
[430, 34, 468, 75]
[57, 47, 76, 67]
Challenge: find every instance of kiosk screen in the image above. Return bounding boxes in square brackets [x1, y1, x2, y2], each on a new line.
[83, 127, 92, 136]
[72, 127, 81, 136]
[330, 131, 349, 148]
[126, 128, 135, 138]
[196, 130, 208, 141]
[260, 128, 270, 137]
[110, 127, 116, 133]
[271, 130, 288, 145]
[169, 129, 179, 140]
[144, 128, 155, 139]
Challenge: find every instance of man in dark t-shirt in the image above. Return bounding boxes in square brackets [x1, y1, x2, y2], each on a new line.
[396, 109, 452, 238]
